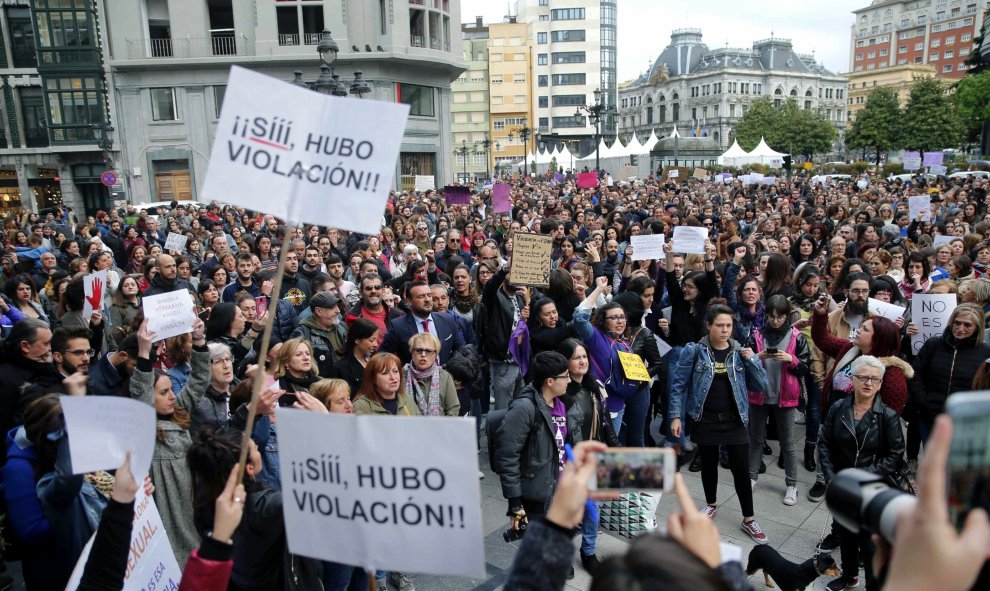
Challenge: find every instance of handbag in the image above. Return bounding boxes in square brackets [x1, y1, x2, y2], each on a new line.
[598, 491, 661, 538]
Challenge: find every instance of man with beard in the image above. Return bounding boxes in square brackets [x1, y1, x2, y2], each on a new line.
[21, 327, 92, 409]
[222, 252, 261, 302]
[601, 239, 621, 283]
[344, 274, 403, 346]
[102, 219, 127, 267]
[291, 291, 347, 376]
[142, 253, 193, 297]
[478, 268, 532, 409]
[87, 332, 143, 397]
[279, 249, 312, 314]
[826, 272, 872, 345]
[380, 281, 464, 366]
[325, 253, 357, 301]
[299, 246, 326, 283]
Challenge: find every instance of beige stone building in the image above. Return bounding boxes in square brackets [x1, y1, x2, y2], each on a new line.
[487, 21, 534, 175]
[845, 62, 936, 119]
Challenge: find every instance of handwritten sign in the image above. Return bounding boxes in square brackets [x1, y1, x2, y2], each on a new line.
[617, 351, 651, 381]
[508, 232, 552, 287]
[492, 183, 512, 213]
[577, 172, 598, 188]
[277, 410, 484, 577]
[164, 232, 187, 253]
[143, 290, 197, 341]
[82, 268, 107, 319]
[911, 293, 955, 354]
[414, 175, 435, 192]
[868, 298, 906, 322]
[60, 396, 156, 478]
[621, 164, 638, 180]
[908, 195, 931, 222]
[66, 487, 180, 591]
[692, 168, 709, 180]
[671, 226, 708, 254]
[630, 234, 665, 261]
[201, 66, 410, 233]
[903, 152, 921, 171]
[934, 235, 955, 247]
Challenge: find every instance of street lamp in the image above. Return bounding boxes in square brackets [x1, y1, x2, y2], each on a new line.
[454, 140, 471, 183]
[575, 88, 615, 174]
[509, 125, 535, 178]
[316, 29, 340, 67]
[475, 134, 493, 180]
[292, 34, 373, 100]
[92, 122, 113, 166]
[349, 71, 371, 98]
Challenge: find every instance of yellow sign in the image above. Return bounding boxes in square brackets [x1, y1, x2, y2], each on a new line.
[803, 162, 813, 170]
[617, 351, 651, 382]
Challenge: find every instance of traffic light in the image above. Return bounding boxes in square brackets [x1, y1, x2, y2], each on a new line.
[783, 155, 793, 172]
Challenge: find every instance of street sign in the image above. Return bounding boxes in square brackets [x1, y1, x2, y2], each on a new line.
[100, 171, 117, 187]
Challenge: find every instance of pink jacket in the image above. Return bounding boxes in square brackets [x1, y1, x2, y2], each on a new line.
[177, 548, 233, 591]
[748, 328, 803, 408]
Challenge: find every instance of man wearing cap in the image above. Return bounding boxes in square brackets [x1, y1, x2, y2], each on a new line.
[291, 291, 347, 377]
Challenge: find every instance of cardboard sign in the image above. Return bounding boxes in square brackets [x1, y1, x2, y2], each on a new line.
[903, 152, 922, 171]
[691, 168, 709, 180]
[443, 186, 470, 206]
[508, 232, 553, 287]
[164, 232, 187, 253]
[492, 183, 512, 213]
[66, 487, 180, 591]
[82, 268, 107, 319]
[911, 293, 956, 354]
[868, 298, 906, 322]
[414, 175, 435, 192]
[923, 151, 944, 167]
[908, 195, 931, 222]
[670, 226, 708, 254]
[629, 234, 665, 261]
[277, 410, 485, 578]
[201, 66, 410, 233]
[60, 396, 156, 478]
[617, 350, 651, 381]
[621, 164, 638, 180]
[577, 172, 598, 188]
[143, 290, 197, 341]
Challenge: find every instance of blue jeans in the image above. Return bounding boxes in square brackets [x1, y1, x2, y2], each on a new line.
[610, 408, 625, 434]
[322, 562, 366, 591]
[490, 359, 524, 410]
[580, 501, 600, 555]
[619, 386, 650, 446]
[804, 375, 822, 444]
[919, 417, 934, 444]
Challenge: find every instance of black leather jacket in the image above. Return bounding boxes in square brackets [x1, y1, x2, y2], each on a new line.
[819, 394, 905, 483]
[563, 379, 619, 446]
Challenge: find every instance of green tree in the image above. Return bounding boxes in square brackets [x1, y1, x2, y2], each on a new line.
[900, 76, 963, 152]
[965, 22, 985, 73]
[780, 101, 837, 160]
[730, 98, 781, 150]
[846, 87, 902, 165]
[954, 70, 990, 144]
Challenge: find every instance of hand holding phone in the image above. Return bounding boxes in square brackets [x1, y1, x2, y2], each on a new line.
[589, 448, 675, 495]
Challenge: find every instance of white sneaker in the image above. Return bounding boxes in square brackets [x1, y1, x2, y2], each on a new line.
[751, 478, 757, 491]
[794, 411, 806, 425]
[783, 486, 798, 506]
[478, 470, 485, 479]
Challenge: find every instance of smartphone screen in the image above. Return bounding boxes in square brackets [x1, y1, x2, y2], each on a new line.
[589, 448, 675, 493]
[766, 347, 779, 355]
[946, 392, 990, 529]
[255, 296, 268, 318]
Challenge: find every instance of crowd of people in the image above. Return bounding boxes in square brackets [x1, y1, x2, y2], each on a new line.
[0, 164, 988, 590]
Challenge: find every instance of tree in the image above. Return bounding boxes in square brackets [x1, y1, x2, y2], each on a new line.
[900, 76, 963, 152]
[965, 22, 986, 74]
[730, 98, 781, 150]
[954, 70, 990, 145]
[846, 87, 902, 165]
[779, 101, 837, 160]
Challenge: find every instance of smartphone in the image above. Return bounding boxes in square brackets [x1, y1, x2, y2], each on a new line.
[946, 392, 990, 529]
[766, 347, 779, 355]
[255, 296, 268, 317]
[589, 448, 675, 493]
[278, 393, 299, 407]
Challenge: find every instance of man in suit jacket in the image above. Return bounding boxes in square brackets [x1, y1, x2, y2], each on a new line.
[380, 281, 465, 366]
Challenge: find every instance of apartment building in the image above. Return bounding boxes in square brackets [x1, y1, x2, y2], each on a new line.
[845, 62, 936, 119]
[487, 20, 534, 175]
[451, 17, 491, 183]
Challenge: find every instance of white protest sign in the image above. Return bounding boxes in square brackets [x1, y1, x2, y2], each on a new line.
[934, 235, 955, 247]
[143, 290, 197, 341]
[60, 396, 156, 478]
[668, 169, 679, 179]
[201, 66, 410, 234]
[908, 195, 931, 222]
[868, 298, 906, 322]
[82, 268, 108, 319]
[630, 234, 665, 261]
[671, 226, 708, 254]
[653, 334, 673, 358]
[66, 486, 181, 591]
[911, 293, 956, 354]
[414, 175, 435, 192]
[930, 165, 948, 176]
[277, 410, 485, 578]
[164, 232, 187, 253]
[903, 152, 922, 171]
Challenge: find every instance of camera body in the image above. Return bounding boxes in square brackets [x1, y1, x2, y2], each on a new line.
[825, 468, 916, 544]
[502, 521, 526, 543]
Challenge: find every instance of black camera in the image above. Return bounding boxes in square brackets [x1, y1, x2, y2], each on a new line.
[502, 521, 527, 542]
[825, 468, 916, 544]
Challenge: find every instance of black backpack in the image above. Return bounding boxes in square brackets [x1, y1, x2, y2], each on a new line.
[486, 409, 507, 473]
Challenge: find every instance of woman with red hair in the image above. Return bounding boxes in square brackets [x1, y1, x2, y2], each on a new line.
[352, 352, 421, 416]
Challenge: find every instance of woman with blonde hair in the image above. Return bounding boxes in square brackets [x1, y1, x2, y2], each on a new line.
[308, 378, 354, 414]
[404, 333, 459, 417]
[353, 353, 420, 416]
[272, 337, 320, 395]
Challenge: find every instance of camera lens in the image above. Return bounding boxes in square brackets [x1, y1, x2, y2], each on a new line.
[826, 468, 916, 544]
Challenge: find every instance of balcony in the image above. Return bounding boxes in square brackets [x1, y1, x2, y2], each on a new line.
[125, 34, 246, 60]
[277, 32, 321, 47]
[24, 128, 49, 148]
[411, 35, 425, 48]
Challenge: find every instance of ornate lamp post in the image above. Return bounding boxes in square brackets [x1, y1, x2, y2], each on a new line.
[575, 88, 615, 173]
[509, 125, 535, 177]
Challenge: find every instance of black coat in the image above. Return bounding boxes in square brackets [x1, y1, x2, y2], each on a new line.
[909, 328, 990, 420]
[562, 380, 619, 446]
[818, 394, 905, 483]
[379, 312, 466, 366]
[329, 354, 365, 398]
[0, 355, 63, 461]
[479, 269, 526, 361]
[665, 268, 718, 347]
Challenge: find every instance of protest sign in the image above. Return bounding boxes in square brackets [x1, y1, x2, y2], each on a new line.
[653, 334, 673, 358]
[553, 172, 565, 183]
[661, 307, 672, 322]
[508, 232, 553, 287]
[923, 151, 944, 167]
[933, 235, 955, 247]
[414, 175, 435, 192]
[930, 164, 948, 176]
[278, 410, 485, 578]
[621, 164, 638, 180]
[671, 226, 708, 254]
[629, 234, 665, 261]
[662, 167, 689, 182]
[577, 172, 598, 188]
[908, 194, 931, 222]
[668, 169, 680, 178]
[60, 396, 156, 478]
[868, 298, 906, 322]
[443, 186, 470, 206]
[911, 293, 955, 354]
[492, 183, 512, 213]
[143, 290, 197, 341]
[82, 269, 107, 319]
[903, 152, 921, 171]
[692, 168, 709, 180]
[66, 487, 180, 591]
[164, 232, 187, 253]
[201, 66, 410, 234]
[618, 351, 651, 381]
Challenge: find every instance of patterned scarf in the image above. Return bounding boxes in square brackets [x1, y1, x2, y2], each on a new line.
[453, 289, 480, 314]
[405, 362, 442, 416]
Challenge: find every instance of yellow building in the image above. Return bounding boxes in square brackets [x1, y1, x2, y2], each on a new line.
[488, 21, 535, 176]
[845, 63, 936, 120]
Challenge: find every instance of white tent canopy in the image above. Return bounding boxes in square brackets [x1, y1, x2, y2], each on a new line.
[717, 139, 751, 166]
[749, 137, 787, 158]
[624, 135, 646, 156]
[641, 130, 660, 152]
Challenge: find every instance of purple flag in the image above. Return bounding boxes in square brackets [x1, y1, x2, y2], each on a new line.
[492, 183, 512, 213]
[923, 152, 944, 167]
[443, 186, 471, 205]
[553, 173, 565, 183]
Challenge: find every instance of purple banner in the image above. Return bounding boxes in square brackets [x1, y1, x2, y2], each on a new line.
[923, 151, 944, 167]
[553, 173, 565, 183]
[492, 184, 512, 213]
[443, 186, 471, 205]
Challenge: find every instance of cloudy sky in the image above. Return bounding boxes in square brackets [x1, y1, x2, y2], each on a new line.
[460, 0, 866, 80]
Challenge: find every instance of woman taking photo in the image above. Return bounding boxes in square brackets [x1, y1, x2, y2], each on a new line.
[404, 333, 459, 416]
[819, 355, 905, 591]
[330, 317, 379, 396]
[353, 352, 419, 416]
[668, 304, 771, 544]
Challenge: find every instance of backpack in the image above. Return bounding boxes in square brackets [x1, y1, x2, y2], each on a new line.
[590, 336, 642, 399]
[486, 409, 507, 473]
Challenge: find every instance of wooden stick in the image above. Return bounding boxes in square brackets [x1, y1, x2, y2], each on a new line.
[367, 572, 377, 591]
[236, 234, 293, 481]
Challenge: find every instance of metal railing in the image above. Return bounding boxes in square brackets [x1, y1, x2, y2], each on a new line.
[126, 36, 244, 59]
[278, 33, 299, 46]
[411, 35, 425, 47]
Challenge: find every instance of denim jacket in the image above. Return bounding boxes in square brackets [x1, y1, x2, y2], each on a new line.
[667, 336, 769, 425]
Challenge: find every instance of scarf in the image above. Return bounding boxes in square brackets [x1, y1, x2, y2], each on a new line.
[405, 362, 442, 416]
[282, 371, 319, 393]
[789, 289, 821, 313]
[453, 289, 480, 314]
[761, 319, 791, 345]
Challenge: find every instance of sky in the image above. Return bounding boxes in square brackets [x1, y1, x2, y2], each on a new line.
[459, 0, 867, 81]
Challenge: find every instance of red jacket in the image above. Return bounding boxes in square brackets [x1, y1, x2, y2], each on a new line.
[178, 548, 233, 591]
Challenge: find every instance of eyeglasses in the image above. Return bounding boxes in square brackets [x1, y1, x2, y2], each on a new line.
[212, 356, 234, 366]
[852, 375, 882, 385]
[363, 285, 383, 291]
[848, 289, 870, 295]
[64, 348, 96, 357]
[552, 372, 572, 381]
[605, 314, 626, 321]
[412, 348, 437, 356]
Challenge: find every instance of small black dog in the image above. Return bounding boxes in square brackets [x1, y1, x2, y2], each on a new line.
[746, 545, 840, 590]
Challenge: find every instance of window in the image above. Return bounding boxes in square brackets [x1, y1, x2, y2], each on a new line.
[513, 74, 525, 82]
[537, 32, 547, 44]
[899, 45, 908, 53]
[538, 75, 548, 87]
[914, 56, 923, 63]
[538, 96, 548, 108]
[918, 15, 927, 24]
[552, 51, 585, 64]
[277, 0, 325, 47]
[552, 73, 586, 85]
[551, 30, 586, 42]
[493, 120, 504, 130]
[491, 75, 502, 84]
[901, 19, 910, 28]
[538, 53, 547, 65]
[931, 38, 941, 47]
[880, 48, 888, 56]
[944, 50, 954, 58]
[33, 0, 99, 65]
[398, 83, 435, 117]
[552, 94, 586, 107]
[931, 52, 940, 59]
[42, 76, 104, 143]
[552, 116, 585, 128]
[550, 8, 585, 20]
[213, 85, 226, 118]
[6, 7, 37, 68]
[915, 42, 924, 50]
[490, 52, 502, 61]
[867, 63, 876, 70]
[868, 51, 876, 58]
[856, 53, 864, 60]
[513, 53, 525, 61]
[491, 96, 503, 105]
[539, 117, 549, 128]
[933, 24, 943, 32]
[961, 47, 970, 55]
[150, 87, 177, 121]
[946, 35, 956, 44]
[962, 33, 972, 42]
[538, 14, 548, 21]
[539, 0, 548, 5]
[943, 64, 953, 72]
